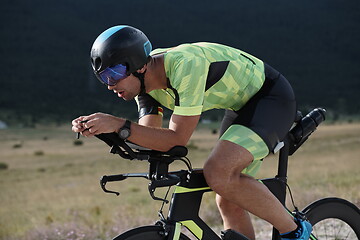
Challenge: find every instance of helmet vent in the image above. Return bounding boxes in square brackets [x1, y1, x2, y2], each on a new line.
[92, 57, 102, 71]
[143, 41, 152, 57]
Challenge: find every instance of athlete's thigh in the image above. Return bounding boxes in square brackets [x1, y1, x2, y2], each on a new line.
[220, 74, 296, 153]
[207, 139, 254, 171]
[204, 139, 256, 186]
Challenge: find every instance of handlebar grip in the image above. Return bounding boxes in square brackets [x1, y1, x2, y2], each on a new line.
[101, 174, 127, 182]
[100, 174, 127, 196]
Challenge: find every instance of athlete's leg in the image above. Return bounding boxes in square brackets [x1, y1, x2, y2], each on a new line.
[210, 64, 298, 238]
[217, 111, 258, 239]
[204, 140, 297, 236]
[216, 194, 255, 240]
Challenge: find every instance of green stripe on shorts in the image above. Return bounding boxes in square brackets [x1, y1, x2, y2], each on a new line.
[220, 125, 269, 176]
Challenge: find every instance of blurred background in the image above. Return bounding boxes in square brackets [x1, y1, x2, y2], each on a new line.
[1, 0, 359, 127]
[1, 1, 360, 239]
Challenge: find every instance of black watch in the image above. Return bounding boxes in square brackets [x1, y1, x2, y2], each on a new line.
[118, 120, 131, 140]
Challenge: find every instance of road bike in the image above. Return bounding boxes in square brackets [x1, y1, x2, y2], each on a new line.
[93, 108, 360, 240]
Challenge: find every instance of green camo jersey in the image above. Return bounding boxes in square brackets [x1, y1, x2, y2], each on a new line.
[147, 42, 266, 116]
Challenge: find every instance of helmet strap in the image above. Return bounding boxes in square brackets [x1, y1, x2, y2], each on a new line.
[132, 70, 147, 95]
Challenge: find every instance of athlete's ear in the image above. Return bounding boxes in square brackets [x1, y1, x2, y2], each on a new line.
[137, 63, 148, 74]
[137, 56, 151, 74]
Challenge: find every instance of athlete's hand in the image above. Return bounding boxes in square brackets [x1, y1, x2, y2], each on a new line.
[71, 113, 124, 137]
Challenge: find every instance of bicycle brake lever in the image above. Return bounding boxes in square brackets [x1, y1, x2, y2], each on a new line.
[100, 175, 126, 196]
[148, 183, 169, 203]
[148, 176, 181, 203]
[101, 184, 120, 196]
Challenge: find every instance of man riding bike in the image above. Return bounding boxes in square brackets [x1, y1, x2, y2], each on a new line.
[72, 25, 312, 240]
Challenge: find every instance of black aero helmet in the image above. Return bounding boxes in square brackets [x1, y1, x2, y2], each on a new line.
[90, 25, 152, 80]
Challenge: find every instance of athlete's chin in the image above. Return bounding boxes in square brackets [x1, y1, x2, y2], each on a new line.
[120, 96, 130, 101]
[120, 94, 136, 101]
[117, 89, 140, 101]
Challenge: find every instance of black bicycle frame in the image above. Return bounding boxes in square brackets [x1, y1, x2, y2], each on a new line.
[166, 169, 217, 240]
[163, 136, 292, 240]
[262, 136, 292, 240]
[98, 108, 326, 240]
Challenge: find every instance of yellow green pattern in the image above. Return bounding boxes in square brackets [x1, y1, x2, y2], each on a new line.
[148, 43, 269, 164]
[149, 42, 265, 116]
[220, 125, 269, 175]
[179, 220, 203, 239]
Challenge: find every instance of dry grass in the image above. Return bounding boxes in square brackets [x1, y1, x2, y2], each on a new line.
[0, 123, 359, 240]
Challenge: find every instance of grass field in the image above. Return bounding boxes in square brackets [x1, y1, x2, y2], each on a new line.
[0, 123, 359, 240]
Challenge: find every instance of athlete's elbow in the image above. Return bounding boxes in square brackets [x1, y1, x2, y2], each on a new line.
[152, 130, 190, 152]
[164, 136, 189, 151]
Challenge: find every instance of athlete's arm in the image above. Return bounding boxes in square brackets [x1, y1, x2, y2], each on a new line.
[138, 114, 163, 128]
[73, 113, 200, 152]
[129, 114, 200, 151]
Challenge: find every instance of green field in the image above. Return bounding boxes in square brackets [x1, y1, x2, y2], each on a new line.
[0, 123, 359, 240]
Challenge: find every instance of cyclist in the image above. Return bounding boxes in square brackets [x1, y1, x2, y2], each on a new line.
[72, 25, 312, 240]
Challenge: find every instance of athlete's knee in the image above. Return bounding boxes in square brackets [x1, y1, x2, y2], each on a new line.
[203, 158, 228, 193]
[203, 157, 221, 191]
[203, 157, 250, 194]
[204, 141, 254, 192]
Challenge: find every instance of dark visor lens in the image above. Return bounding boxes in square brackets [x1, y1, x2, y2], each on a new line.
[98, 64, 128, 86]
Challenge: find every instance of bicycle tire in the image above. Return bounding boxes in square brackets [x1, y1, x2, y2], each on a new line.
[302, 197, 360, 239]
[113, 225, 192, 240]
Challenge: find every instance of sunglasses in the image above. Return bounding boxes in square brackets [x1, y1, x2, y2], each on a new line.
[97, 64, 128, 86]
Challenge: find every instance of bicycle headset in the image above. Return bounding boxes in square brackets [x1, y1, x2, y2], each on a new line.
[90, 25, 152, 94]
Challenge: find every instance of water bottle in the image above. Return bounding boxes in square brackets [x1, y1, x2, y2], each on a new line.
[289, 108, 326, 154]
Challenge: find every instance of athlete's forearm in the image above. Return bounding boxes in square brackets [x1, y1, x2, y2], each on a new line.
[73, 112, 197, 152]
[128, 122, 186, 152]
[129, 114, 200, 151]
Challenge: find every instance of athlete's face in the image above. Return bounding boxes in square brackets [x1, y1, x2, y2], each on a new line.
[107, 74, 141, 101]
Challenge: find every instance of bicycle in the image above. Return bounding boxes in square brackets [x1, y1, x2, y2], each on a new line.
[92, 108, 360, 240]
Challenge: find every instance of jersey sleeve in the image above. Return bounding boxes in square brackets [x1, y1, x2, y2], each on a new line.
[165, 56, 210, 116]
[135, 94, 164, 119]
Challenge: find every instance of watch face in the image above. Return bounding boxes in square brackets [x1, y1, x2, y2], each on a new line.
[120, 129, 130, 139]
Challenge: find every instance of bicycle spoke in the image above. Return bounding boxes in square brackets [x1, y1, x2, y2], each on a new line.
[312, 218, 357, 240]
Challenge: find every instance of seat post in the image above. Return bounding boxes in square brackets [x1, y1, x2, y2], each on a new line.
[271, 136, 291, 240]
[276, 135, 291, 205]
[277, 136, 290, 180]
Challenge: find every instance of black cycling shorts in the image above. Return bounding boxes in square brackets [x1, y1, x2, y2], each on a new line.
[219, 63, 297, 156]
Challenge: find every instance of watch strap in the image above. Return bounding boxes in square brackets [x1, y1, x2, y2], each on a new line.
[118, 119, 131, 140]
[122, 119, 131, 130]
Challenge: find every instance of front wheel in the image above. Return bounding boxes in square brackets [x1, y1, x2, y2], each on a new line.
[302, 197, 360, 239]
[113, 225, 192, 240]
